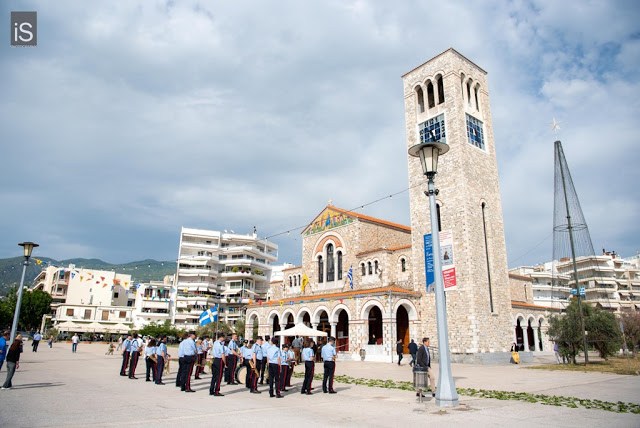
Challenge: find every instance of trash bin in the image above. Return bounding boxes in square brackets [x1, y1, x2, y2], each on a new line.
[413, 366, 428, 402]
[359, 348, 366, 361]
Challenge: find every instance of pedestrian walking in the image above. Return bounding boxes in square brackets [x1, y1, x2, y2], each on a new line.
[0, 331, 9, 372]
[2, 337, 23, 389]
[408, 339, 418, 367]
[71, 333, 79, 353]
[416, 337, 436, 397]
[48, 335, 54, 348]
[32, 332, 42, 352]
[116, 336, 123, 351]
[396, 339, 404, 366]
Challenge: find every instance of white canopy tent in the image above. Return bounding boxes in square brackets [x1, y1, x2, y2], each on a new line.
[274, 323, 328, 351]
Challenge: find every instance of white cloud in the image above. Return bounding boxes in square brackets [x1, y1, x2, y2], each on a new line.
[0, 0, 637, 268]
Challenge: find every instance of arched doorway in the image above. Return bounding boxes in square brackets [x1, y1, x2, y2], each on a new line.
[302, 312, 311, 327]
[272, 314, 280, 336]
[336, 309, 349, 352]
[527, 319, 535, 351]
[285, 313, 295, 329]
[368, 306, 383, 345]
[396, 306, 409, 353]
[317, 310, 330, 337]
[515, 318, 524, 351]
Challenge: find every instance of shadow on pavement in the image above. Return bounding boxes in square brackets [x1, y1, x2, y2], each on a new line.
[12, 382, 65, 390]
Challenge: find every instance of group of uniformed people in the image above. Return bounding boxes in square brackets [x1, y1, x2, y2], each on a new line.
[118, 331, 340, 397]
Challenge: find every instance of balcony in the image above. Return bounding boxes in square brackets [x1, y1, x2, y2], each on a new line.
[178, 268, 217, 277]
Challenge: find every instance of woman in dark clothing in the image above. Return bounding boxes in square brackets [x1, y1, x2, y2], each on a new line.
[2, 338, 23, 389]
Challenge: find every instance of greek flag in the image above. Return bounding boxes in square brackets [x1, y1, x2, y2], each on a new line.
[199, 305, 218, 326]
[347, 265, 353, 289]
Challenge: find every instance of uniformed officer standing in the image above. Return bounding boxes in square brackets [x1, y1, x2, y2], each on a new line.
[176, 333, 188, 388]
[286, 345, 295, 387]
[128, 334, 141, 379]
[279, 343, 291, 392]
[144, 338, 157, 382]
[180, 331, 197, 392]
[194, 339, 204, 380]
[120, 334, 132, 376]
[301, 340, 315, 395]
[260, 335, 271, 384]
[250, 337, 263, 393]
[266, 337, 283, 398]
[240, 340, 254, 390]
[321, 336, 337, 394]
[209, 332, 226, 396]
[226, 333, 241, 385]
[155, 336, 167, 385]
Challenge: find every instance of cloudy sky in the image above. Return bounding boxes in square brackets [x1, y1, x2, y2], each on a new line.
[1, 0, 638, 269]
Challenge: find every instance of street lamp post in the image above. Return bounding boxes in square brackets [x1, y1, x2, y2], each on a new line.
[408, 140, 459, 407]
[10, 242, 39, 344]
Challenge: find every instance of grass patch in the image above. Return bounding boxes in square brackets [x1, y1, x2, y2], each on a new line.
[526, 356, 640, 376]
[293, 371, 640, 414]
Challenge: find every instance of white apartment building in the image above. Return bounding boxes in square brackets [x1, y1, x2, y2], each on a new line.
[510, 251, 640, 313]
[132, 276, 174, 329]
[32, 264, 134, 335]
[173, 227, 278, 330]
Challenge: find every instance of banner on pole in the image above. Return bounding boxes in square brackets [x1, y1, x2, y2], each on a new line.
[424, 230, 457, 292]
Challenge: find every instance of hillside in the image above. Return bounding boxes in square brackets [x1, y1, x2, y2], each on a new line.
[0, 257, 176, 296]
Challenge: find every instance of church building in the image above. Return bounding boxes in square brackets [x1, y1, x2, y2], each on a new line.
[245, 49, 556, 362]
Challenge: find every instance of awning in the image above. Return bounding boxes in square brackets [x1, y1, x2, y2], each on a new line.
[274, 323, 327, 338]
[222, 289, 241, 295]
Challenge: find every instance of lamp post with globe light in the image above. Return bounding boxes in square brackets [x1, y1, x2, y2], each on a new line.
[10, 242, 39, 344]
[408, 139, 459, 407]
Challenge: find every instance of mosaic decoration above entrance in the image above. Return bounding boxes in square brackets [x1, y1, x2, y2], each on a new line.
[305, 207, 354, 236]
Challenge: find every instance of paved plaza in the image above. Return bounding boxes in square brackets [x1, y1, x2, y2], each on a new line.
[1, 343, 639, 427]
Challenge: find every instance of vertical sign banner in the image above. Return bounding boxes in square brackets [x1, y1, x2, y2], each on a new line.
[439, 230, 457, 291]
[424, 234, 434, 292]
[424, 230, 457, 292]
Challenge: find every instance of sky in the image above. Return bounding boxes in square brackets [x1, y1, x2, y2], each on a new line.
[1, 0, 638, 269]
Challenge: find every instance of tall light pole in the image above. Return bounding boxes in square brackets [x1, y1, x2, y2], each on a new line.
[10, 242, 39, 344]
[408, 140, 459, 407]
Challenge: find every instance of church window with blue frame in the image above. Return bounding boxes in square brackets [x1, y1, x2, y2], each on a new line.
[418, 113, 446, 144]
[466, 114, 485, 150]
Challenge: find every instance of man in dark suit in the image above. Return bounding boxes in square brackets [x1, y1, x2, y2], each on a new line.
[415, 337, 436, 397]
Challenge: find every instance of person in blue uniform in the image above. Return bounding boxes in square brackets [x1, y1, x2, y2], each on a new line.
[286, 345, 295, 387]
[260, 335, 271, 384]
[209, 332, 226, 396]
[321, 336, 337, 394]
[155, 336, 167, 385]
[250, 337, 263, 393]
[128, 334, 141, 379]
[241, 340, 254, 390]
[120, 334, 132, 376]
[225, 333, 241, 385]
[180, 331, 197, 392]
[301, 340, 315, 395]
[194, 339, 204, 380]
[144, 338, 157, 382]
[266, 337, 282, 398]
[279, 343, 291, 392]
[176, 333, 188, 388]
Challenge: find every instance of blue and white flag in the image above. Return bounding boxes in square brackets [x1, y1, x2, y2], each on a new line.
[347, 265, 353, 289]
[199, 305, 218, 326]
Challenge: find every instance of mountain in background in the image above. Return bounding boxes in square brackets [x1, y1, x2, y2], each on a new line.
[0, 257, 176, 296]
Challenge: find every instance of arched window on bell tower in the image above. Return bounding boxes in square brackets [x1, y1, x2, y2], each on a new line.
[368, 261, 373, 275]
[318, 256, 324, 283]
[436, 74, 445, 104]
[416, 86, 425, 113]
[337, 251, 343, 280]
[426, 80, 435, 109]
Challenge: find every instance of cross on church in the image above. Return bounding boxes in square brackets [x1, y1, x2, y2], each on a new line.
[328, 199, 333, 206]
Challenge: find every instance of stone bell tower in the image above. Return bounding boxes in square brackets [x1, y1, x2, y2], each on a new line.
[403, 48, 513, 354]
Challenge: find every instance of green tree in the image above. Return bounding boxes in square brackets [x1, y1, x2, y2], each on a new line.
[549, 300, 585, 364]
[139, 320, 185, 339]
[586, 308, 621, 359]
[620, 311, 640, 356]
[196, 321, 233, 338]
[234, 318, 245, 338]
[0, 286, 52, 332]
